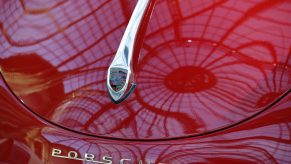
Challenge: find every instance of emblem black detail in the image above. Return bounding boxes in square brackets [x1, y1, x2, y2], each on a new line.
[109, 68, 128, 92]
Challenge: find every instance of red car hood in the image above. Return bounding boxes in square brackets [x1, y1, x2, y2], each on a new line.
[0, 0, 290, 140]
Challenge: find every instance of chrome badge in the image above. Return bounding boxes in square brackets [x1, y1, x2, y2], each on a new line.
[109, 68, 128, 92]
[107, 0, 151, 104]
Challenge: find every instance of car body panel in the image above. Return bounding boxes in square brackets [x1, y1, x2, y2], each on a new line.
[0, 0, 291, 163]
[0, 74, 290, 163]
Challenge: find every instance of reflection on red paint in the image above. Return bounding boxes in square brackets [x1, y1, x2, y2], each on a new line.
[165, 66, 216, 93]
[0, 54, 65, 116]
[0, 0, 290, 140]
[0, 76, 290, 163]
[256, 92, 281, 108]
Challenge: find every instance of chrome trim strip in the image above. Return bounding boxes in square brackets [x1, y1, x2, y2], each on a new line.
[107, 0, 150, 103]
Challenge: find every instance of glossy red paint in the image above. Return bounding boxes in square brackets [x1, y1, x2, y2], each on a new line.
[0, 74, 290, 163]
[0, 0, 291, 163]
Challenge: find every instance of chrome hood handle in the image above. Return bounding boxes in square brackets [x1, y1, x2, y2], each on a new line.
[107, 0, 151, 103]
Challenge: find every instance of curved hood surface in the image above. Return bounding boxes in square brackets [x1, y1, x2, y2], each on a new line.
[0, 0, 290, 140]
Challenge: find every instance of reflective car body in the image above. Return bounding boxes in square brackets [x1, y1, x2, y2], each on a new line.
[0, 0, 290, 163]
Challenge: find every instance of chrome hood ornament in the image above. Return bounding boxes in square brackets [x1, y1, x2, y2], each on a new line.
[107, 0, 151, 104]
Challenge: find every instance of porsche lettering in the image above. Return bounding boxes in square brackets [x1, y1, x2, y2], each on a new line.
[51, 148, 164, 164]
